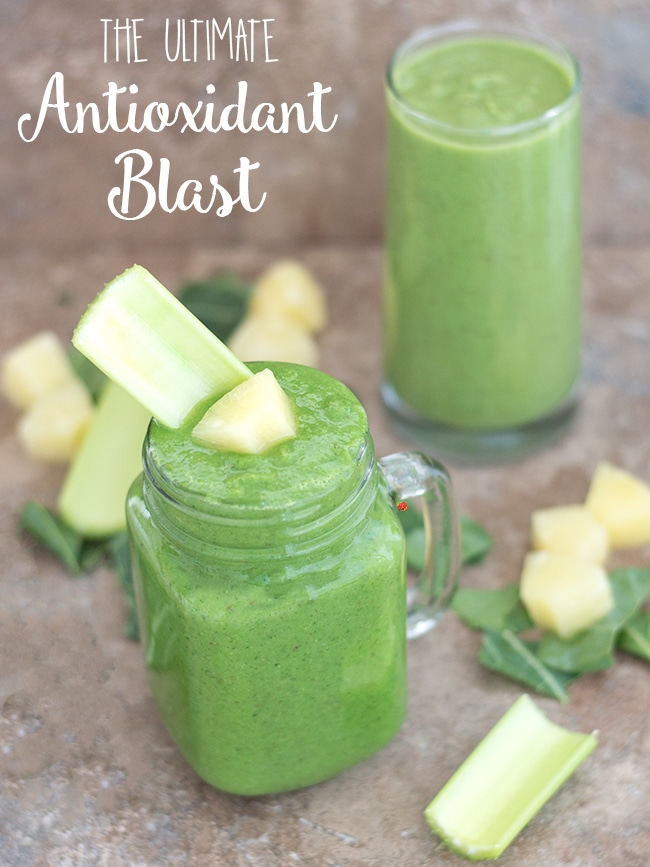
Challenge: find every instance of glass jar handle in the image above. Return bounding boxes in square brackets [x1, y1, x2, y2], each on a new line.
[378, 452, 461, 639]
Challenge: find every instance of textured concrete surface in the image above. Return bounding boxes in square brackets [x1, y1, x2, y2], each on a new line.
[1, 245, 649, 866]
[2, 1, 650, 863]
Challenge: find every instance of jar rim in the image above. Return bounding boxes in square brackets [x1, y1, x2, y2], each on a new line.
[141, 432, 378, 556]
[139, 362, 379, 556]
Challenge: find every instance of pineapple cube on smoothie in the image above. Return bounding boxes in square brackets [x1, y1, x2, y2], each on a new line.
[531, 505, 609, 564]
[192, 368, 296, 454]
[585, 462, 650, 548]
[520, 551, 613, 639]
[1, 331, 77, 410]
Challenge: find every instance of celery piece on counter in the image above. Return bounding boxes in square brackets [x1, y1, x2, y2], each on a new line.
[58, 381, 151, 538]
[424, 694, 597, 861]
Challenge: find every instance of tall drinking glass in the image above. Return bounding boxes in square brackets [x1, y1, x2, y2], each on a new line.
[383, 21, 581, 462]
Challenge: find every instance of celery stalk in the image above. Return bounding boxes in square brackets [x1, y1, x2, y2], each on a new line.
[424, 694, 597, 860]
[58, 381, 151, 537]
[72, 265, 251, 428]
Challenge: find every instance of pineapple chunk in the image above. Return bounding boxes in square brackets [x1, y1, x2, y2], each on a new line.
[585, 462, 650, 549]
[228, 314, 318, 367]
[17, 379, 94, 462]
[520, 551, 614, 639]
[249, 260, 327, 333]
[1, 331, 77, 410]
[531, 505, 609, 565]
[192, 368, 296, 454]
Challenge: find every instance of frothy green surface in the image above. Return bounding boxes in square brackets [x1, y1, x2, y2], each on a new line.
[393, 37, 573, 128]
[148, 362, 369, 512]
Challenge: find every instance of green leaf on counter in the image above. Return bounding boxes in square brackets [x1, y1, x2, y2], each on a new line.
[396, 499, 423, 534]
[20, 500, 84, 575]
[405, 527, 426, 572]
[79, 538, 111, 573]
[454, 567, 650, 701]
[452, 585, 534, 633]
[178, 272, 252, 341]
[68, 346, 108, 401]
[110, 531, 139, 640]
[461, 516, 494, 565]
[608, 567, 650, 614]
[20, 500, 140, 640]
[21, 500, 113, 575]
[618, 610, 650, 662]
[537, 567, 650, 674]
[399, 507, 493, 572]
[478, 629, 577, 703]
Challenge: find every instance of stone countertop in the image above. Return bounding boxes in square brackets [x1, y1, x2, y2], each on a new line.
[1, 244, 649, 867]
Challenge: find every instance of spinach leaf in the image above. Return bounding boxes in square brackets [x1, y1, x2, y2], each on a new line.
[452, 585, 533, 633]
[461, 516, 494, 565]
[396, 500, 424, 534]
[19, 499, 140, 639]
[608, 566, 650, 610]
[68, 346, 108, 401]
[478, 629, 578, 702]
[537, 627, 615, 674]
[617, 609, 650, 662]
[537, 567, 650, 673]
[405, 527, 426, 572]
[110, 532, 139, 640]
[178, 272, 252, 341]
[20, 501, 84, 575]
[20, 500, 114, 575]
[79, 539, 111, 573]
[399, 508, 493, 572]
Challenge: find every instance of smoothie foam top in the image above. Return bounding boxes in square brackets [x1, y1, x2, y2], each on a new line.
[146, 362, 371, 517]
[388, 27, 579, 135]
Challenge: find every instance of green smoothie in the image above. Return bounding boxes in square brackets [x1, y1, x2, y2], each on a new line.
[126, 362, 407, 795]
[384, 27, 581, 432]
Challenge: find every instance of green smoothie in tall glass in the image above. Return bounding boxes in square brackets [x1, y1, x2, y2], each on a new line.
[383, 22, 581, 459]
